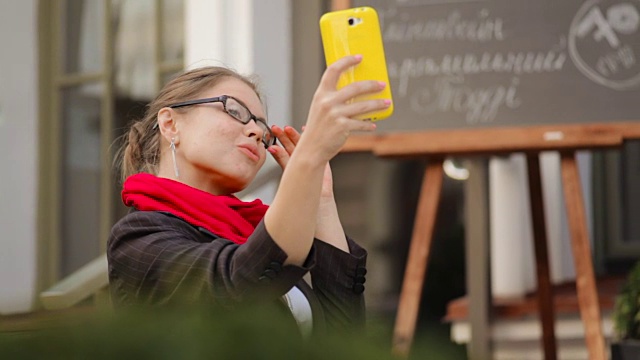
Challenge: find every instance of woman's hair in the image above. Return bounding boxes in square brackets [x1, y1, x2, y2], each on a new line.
[115, 66, 262, 182]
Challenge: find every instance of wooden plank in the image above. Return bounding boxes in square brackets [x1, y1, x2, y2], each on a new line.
[341, 133, 379, 152]
[341, 122, 637, 156]
[373, 124, 628, 157]
[444, 275, 626, 322]
[342, 122, 639, 155]
[560, 151, 607, 360]
[445, 276, 624, 320]
[526, 153, 557, 360]
[392, 159, 444, 357]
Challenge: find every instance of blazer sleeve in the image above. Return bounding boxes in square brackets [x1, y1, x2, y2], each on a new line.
[107, 211, 315, 307]
[309, 237, 367, 329]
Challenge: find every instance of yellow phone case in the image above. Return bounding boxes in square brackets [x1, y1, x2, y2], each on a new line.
[320, 6, 394, 121]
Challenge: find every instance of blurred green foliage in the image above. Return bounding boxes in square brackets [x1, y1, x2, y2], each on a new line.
[613, 261, 640, 341]
[0, 301, 468, 359]
[0, 304, 396, 360]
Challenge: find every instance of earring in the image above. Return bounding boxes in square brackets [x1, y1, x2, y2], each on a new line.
[170, 137, 180, 178]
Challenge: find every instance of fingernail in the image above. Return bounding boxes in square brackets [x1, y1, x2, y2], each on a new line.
[371, 124, 377, 130]
[354, 54, 363, 61]
[267, 147, 276, 154]
[378, 81, 387, 89]
[384, 99, 392, 106]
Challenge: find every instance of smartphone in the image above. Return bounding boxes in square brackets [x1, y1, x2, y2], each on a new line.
[320, 6, 394, 121]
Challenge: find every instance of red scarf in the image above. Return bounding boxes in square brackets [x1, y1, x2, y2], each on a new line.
[121, 173, 268, 244]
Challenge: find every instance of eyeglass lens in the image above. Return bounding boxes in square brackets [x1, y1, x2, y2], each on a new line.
[225, 97, 274, 147]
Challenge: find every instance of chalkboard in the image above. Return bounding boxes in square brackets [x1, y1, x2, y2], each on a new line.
[351, 0, 640, 131]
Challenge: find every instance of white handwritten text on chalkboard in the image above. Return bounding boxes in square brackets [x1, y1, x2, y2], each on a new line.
[382, 10, 505, 42]
[389, 43, 567, 98]
[410, 75, 522, 124]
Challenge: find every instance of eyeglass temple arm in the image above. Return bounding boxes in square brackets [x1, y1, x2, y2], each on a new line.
[151, 97, 224, 130]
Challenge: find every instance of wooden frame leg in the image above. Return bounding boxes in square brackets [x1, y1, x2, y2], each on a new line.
[526, 153, 558, 360]
[560, 151, 606, 360]
[392, 159, 444, 357]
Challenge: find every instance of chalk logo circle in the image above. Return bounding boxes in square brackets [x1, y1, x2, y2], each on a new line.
[568, 0, 640, 90]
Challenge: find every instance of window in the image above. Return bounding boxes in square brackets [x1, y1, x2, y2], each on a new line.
[39, 0, 184, 285]
[593, 142, 640, 273]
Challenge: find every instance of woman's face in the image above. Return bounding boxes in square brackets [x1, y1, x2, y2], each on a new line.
[173, 77, 268, 194]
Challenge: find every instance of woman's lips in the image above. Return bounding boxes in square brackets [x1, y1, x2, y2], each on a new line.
[238, 144, 259, 162]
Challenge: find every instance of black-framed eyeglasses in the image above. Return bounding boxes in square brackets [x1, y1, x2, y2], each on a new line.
[156, 95, 275, 148]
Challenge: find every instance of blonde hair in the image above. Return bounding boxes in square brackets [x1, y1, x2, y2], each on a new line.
[114, 66, 261, 182]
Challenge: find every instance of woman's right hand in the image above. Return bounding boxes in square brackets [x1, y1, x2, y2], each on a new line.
[295, 55, 391, 163]
[263, 55, 389, 265]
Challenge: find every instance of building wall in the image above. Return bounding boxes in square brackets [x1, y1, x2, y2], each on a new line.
[0, 0, 38, 314]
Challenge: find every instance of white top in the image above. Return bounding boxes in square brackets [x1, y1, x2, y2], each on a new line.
[283, 286, 313, 338]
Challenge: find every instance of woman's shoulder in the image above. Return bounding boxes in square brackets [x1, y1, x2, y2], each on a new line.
[113, 209, 182, 227]
[108, 210, 225, 259]
[110, 210, 200, 240]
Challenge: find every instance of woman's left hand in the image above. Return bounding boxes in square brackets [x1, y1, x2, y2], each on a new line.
[270, 125, 349, 252]
[269, 125, 335, 200]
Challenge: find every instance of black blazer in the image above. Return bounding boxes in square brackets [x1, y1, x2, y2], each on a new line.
[107, 210, 368, 333]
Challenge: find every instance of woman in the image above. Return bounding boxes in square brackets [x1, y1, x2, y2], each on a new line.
[107, 55, 391, 336]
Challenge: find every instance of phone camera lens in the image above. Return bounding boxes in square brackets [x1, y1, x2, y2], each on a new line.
[348, 17, 354, 26]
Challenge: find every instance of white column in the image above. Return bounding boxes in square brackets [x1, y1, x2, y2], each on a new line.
[184, 0, 226, 69]
[184, 0, 255, 73]
[226, 0, 254, 74]
[490, 154, 535, 298]
[0, 0, 38, 314]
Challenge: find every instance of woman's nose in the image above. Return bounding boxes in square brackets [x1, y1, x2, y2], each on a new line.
[244, 119, 264, 142]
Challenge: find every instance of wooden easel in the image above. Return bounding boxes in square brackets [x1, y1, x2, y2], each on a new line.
[341, 122, 640, 360]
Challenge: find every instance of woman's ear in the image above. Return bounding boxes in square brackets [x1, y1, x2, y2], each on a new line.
[157, 107, 179, 145]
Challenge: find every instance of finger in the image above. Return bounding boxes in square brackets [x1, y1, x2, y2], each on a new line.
[267, 145, 291, 169]
[344, 118, 377, 133]
[339, 98, 392, 119]
[319, 54, 363, 92]
[334, 80, 387, 104]
[272, 125, 296, 155]
[283, 126, 302, 146]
